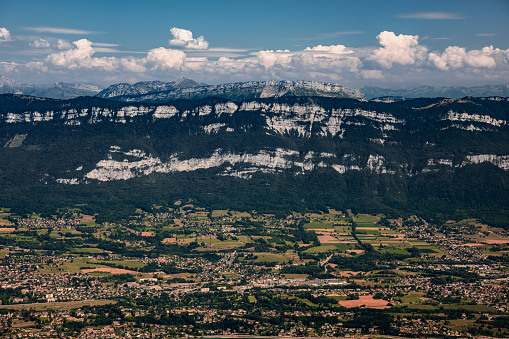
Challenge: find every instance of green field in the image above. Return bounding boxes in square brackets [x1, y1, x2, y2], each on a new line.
[91, 259, 146, 269]
[353, 213, 381, 223]
[304, 221, 335, 229]
[70, 247, 105, 254]
[241, 252, 291, 264]
[304, 244, 344, 253]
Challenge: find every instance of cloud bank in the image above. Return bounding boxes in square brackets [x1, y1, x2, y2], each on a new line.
[1, 26, 509, 87]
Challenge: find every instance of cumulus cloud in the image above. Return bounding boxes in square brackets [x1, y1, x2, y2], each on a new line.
[304, 44, 353, 54]
[0, 61, 17, 72]
[120, 57, 146, 72]
[369, 31, 428, 68]
[0, 27, 11, 41]
[169, 27, 209, 50]
[4, 28, 509, 87]
[429, 45, 505, 70]
[146, 47, 186, 69]
[45, 39, 117, 70]
[464, 46, 498, 68]
[57, 39, 72, 50]
[256, 44, 361, 74]
[46, 39, 95, 68]
[428, 46, 467, 70]
[256, 50, 293, 68]
[30, 38, 50, 49]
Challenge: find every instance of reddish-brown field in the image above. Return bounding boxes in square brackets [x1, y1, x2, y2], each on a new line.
[346, 249, 364, 254]
[318, 234, 340, 244]
[482, 239, 509, 244]
[337, 270, 363, 277]
[338, 295, 390, 309]
[82, 267, 138, 274]
[0, 227, 15, 232]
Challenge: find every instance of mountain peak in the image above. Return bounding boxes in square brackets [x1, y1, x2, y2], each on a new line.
[95, 78, 203, 99]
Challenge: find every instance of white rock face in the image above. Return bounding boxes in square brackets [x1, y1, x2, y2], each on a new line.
[445, 110, 506, 127]
[60, 145, 509, 184]
[422, 155, 509, 173]
[237, 103, 405, 138]
[153, 105, 179, 119]
[215, 102, 238, 115]
[72, 146, 396, 183]
[464, 154, 509, 170]
[203, 123, 226, 134]
[56, 178, 80, 185]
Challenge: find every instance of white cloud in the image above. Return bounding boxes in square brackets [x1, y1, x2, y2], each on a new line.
[45, 39, 118, 71]
[26, 61, 48, 72]
[369, 31, 428, 68]
[57, 39, 72, 50]
[120, 57, 146, 72]
[24, 26, 98, 34]
[169, 27, 209, 50]
[0, 27, 11, 41]
[146, 47, 186, 69]
[30, 39, 50, 49]
[397, 11, 464, 20]
[0, 61, 17, 72]
[304, 44, 353, 55]
[46, 39, 95, 68]
[464, 46, 497, 68]
[255, 44, 361, 73]
[92, 42, 121, 47]
[4, 29, 509, 88]
[429, 46, 467, 70]
[256, 50, 293, 68]
[429, 45, 505, 70]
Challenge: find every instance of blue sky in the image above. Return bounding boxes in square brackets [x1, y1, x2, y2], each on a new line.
[0, 0, 508, 89]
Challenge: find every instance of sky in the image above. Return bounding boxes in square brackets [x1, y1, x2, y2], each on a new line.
[0, 0, 508, 89]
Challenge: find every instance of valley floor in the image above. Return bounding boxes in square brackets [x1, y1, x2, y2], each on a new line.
[0, 205, 508, 338]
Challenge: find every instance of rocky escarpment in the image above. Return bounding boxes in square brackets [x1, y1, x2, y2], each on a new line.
[1, 94, 508, 184]
[99, 80, 362, 103]
[1, 93, 509, 220]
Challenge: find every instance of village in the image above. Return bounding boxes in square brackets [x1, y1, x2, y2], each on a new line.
[0, 205, 508, 338]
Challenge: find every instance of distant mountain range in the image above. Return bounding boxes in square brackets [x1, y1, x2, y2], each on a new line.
[361, 84, 509, 100]
[96, 80, 363, 103]
[3, 74, 509, 102]
[95, 77, 203, 99]
[0, 76, 101, 100]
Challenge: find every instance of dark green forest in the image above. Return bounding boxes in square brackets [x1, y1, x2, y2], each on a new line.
[0, 94, 508, 226]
